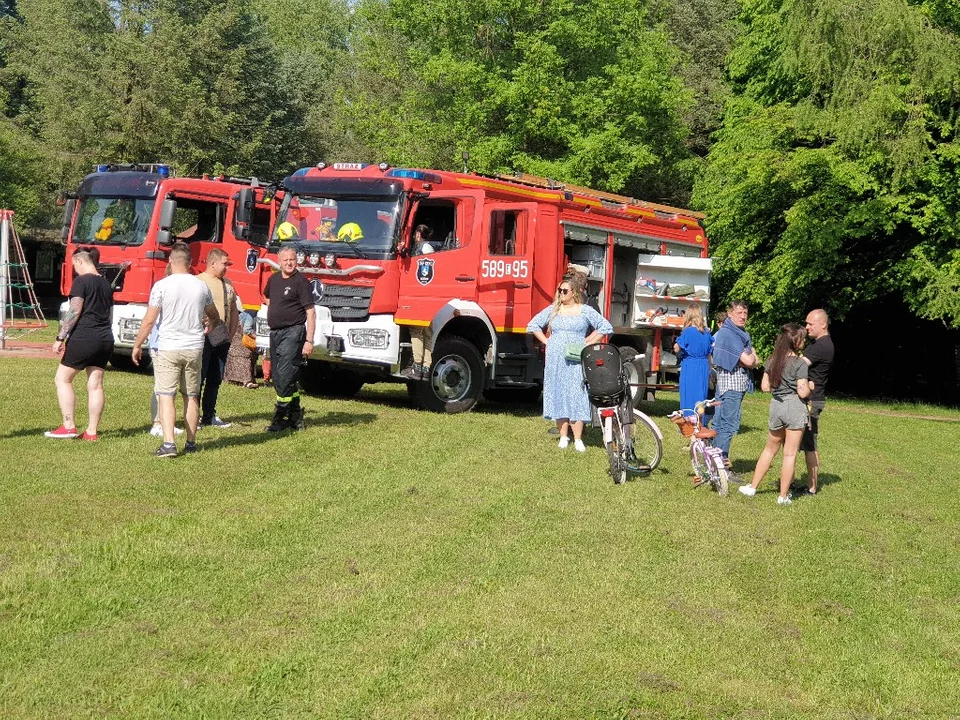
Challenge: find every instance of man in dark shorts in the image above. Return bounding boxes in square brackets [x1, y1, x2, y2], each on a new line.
[799, 309, 835, 494]
[264, 245, 315, 432]
[46, 250, 114, 441]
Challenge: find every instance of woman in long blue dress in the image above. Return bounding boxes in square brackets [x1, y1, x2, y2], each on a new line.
[527, 276, 614, 452]
[674, 304, 713, 417]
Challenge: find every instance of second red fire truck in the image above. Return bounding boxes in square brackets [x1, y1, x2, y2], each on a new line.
[59, 163, 275, 365]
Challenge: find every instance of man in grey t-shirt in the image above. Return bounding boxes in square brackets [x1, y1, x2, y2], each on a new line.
[132, 243, 222, 458]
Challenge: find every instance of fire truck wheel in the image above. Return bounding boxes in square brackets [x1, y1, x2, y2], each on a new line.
[619, 345, 649, 405]
[411, 335, 483, 413]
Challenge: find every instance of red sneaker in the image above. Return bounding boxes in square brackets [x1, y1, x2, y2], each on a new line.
[44, 425, 79, 439]
[80, 431, 98, 442]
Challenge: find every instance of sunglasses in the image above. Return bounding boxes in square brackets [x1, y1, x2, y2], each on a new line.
[558, 288, 571, 295]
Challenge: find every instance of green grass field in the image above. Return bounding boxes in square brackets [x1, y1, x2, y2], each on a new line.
[1, 355, 958, 718]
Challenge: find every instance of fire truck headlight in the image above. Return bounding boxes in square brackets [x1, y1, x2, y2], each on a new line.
[118, 318, 142, 342]
[323, 253, 336, 269]
[347, 329, 388, 349]
[308, 252, 320, 266]
[295, 251, 306, 266]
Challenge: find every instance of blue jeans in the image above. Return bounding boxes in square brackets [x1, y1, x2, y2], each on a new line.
[712, 389, 745, 459]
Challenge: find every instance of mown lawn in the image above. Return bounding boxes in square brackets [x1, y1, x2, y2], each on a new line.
[1, 355, 958, 719]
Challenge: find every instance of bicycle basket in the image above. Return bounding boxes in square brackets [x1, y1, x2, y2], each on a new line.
[671, 415, 696, 438]
[581, 342, 626, 406]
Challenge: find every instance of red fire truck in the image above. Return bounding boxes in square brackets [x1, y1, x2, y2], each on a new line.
[59, 163, 274, 365]
[247, 162, 710, 412]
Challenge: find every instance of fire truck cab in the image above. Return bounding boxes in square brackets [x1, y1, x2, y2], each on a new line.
[59, 163, 274, 366]
[253, 162, 709, 413]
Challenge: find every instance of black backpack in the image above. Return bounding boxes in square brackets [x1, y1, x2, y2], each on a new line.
[581, 343, 626, 406]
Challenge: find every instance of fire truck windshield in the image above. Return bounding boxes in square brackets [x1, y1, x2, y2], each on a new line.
[73, 196, 154, 246]
[271, 193, 402, 256]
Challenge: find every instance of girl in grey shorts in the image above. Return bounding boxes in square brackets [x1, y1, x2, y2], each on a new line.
[739, 323, 812, 505]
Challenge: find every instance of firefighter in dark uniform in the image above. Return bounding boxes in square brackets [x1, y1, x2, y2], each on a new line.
[263, 245, 316, 431]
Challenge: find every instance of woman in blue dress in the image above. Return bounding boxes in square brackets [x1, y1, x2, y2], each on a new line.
[673, 304, 713, 417]
[527, 275, 614, 452]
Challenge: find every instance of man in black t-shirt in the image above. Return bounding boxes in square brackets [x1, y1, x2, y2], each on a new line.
[263, 245, 316, 431]
[799, 309, 835, 494]
[46, 250, 115, 441]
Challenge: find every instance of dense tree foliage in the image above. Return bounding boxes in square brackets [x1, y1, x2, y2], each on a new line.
[347, 0, 701, 203]
[695, 0, 960, 343]
[0, 0, 957, 338]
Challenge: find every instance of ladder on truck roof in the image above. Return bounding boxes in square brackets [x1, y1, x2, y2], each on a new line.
[489, 171, 706, 221]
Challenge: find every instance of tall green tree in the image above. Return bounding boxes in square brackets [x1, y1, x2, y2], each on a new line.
[694, 0, 960, 346]
[348, 0, 698, 204]
[4, 0, 303, 224]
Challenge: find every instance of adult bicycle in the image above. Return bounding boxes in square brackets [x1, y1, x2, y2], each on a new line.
[581, 343, 663, 484]
[668, 401, 729, 496]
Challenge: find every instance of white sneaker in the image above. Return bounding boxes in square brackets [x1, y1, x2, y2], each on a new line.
[574, 439, 586, 453]
[739, 485, 756, 497]
[558, 436, 570, 449]
[777, 494, 793, 505]
[150, 425, 184, 437]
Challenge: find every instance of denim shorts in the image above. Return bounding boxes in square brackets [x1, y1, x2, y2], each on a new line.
[769, 394, 808, 431]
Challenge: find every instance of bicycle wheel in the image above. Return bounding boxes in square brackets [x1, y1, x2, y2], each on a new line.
[606, 440, 626, 484]
[625, 410, 663, 474]
[690, 441, 711, 484]
[711, 459, 730, 497]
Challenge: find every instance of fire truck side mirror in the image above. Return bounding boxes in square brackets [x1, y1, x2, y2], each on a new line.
[60, 199, 76, 246]
[156, 198, 177, 246]
[233, 188, 253, 241]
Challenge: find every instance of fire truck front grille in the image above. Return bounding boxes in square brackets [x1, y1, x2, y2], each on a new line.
[320, 285, 374, 322]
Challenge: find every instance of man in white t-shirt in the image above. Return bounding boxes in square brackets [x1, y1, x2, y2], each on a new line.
[132, 243, 222, 458]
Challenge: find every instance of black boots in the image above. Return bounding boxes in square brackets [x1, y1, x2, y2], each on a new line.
[265, 400, 304, 432]
[265, 404, 288, 432]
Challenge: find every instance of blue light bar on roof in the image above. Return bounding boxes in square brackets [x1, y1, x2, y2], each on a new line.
[387, 168, 443, 184]
[156, 164, 170, 178]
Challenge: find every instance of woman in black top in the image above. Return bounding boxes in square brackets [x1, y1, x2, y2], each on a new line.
[739, 323, 811, 505]
[45, 250, 114, 441]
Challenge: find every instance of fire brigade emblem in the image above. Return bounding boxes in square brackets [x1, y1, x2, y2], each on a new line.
[311, 279, 324, 304]
[245, 248, 258, 274]
[416, 258, 435, 286]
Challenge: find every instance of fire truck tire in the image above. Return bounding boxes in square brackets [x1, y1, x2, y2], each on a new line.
[411, 335, 483, 413]
[619, 345, 649, 405]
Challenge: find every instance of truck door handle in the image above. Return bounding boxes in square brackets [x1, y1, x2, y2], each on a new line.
[456, 275, 475, 282]
[514, 282, 531, 289]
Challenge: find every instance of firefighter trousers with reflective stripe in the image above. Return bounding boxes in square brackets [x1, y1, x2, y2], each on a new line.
[269, 324, 306, 407]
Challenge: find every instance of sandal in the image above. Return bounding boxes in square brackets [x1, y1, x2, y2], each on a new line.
[244, 382, 259, 389]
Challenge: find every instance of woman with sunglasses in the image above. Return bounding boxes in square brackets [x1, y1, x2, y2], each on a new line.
[527, 274, 613, 451]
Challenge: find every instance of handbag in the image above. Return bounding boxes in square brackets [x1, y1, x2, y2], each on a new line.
[564, 342, 585, 363]
[241, 333, 257, 351]
[207, 322, 231, 347]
